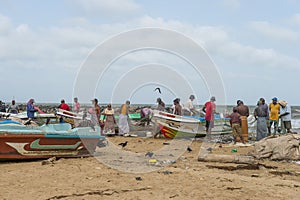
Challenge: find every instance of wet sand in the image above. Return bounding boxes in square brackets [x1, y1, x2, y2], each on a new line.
[1, 137, 300, 200]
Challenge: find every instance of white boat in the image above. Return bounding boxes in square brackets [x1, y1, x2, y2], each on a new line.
[152, 110, 232, 138]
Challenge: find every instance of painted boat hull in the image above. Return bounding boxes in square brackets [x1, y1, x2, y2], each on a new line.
[0, 121, 104, 160]
[158, 121, 204, 139]
[153, 110, 232, 139]
[152, 111, 203, 138]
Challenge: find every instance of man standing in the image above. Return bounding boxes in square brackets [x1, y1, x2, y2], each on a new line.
[279, 100, 292, 134]
[254, 100, 268, 141]
[236, 100, 249, 117]
[202, 96, 216, 139]
[269, 97, 280, 135]
[73, 97, 80, 113]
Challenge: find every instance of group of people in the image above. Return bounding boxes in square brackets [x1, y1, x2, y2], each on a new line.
[254, 97, 292, 139]
[228, 97, 292, 143]
[0, 100, 20, 114]
[0, 95, 294, 141]
[155, 95, 293, 143]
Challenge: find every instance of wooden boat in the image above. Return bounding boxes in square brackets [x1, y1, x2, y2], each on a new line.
[152, 110, 203, 138]
[152, 110, 232, 139]
[0, 121, 104, 160]
[157, 121, 204, 138]
[0, 111, 56, 120]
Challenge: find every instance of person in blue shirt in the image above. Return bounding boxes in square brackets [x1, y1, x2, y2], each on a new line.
[27, 99, 37, 119]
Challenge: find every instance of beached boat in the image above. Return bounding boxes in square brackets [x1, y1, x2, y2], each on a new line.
[0, 121, 104, 160]
[152, 110, 204, 138]
[152, 110, 232, 138]
[0, 111, 56, 120]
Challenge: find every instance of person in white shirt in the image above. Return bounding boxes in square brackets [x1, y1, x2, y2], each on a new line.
[183, 95, 196, 116]
[278, 100, 292, 133]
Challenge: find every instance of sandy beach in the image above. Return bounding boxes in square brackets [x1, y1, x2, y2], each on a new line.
[1, 136, 300, 200]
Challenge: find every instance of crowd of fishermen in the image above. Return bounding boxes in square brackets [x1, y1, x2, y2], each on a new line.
[0, 95, 293, 142]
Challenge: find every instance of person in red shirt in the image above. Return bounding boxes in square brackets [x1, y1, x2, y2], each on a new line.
[202, 96, 216, 139]
[58, 99, 70, 123]
[58, 99, 70, 111]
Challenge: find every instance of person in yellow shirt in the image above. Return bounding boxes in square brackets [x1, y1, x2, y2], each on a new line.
[269, 97, 280, 135]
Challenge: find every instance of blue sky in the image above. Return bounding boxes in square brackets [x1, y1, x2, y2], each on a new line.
[0, 0, 299, 106]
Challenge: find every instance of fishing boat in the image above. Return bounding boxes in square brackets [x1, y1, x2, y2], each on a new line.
[0, 111, 56, 120]
[0, 120, 104, 160]
[152, 110, 203, 138]
[152, 110, 232, 139]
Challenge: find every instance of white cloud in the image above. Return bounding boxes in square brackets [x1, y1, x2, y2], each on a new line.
[1, 14, 299, 73]
[1, 13, 300, 103]
[249, 21, 299, 42]
[67, 0, 141, 18]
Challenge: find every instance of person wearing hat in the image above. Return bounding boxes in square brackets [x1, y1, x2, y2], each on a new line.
[279, 100, 292, 134]
[268, 97, 280, 135]
[202, 96, 216, 139]
[183, 95, 196, 116]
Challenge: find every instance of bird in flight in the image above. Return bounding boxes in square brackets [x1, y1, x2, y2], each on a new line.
[154, 87, 161, 94]
[118, 141, 128, 148]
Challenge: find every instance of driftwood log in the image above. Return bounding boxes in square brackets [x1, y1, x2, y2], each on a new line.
[198, 154, 256, 164]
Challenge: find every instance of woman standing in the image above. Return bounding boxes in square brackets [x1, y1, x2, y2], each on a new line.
[118, 100, 130, 136]
[103, 104, 116, 135]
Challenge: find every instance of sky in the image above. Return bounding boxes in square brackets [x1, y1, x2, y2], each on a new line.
[0, 0, 300, 106]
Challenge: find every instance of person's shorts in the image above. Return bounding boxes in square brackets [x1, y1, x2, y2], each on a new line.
[269, 120, 278, 126]
[283, 121, 292, 129]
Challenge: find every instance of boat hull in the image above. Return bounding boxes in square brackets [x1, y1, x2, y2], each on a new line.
[0, 122, 104, 160]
